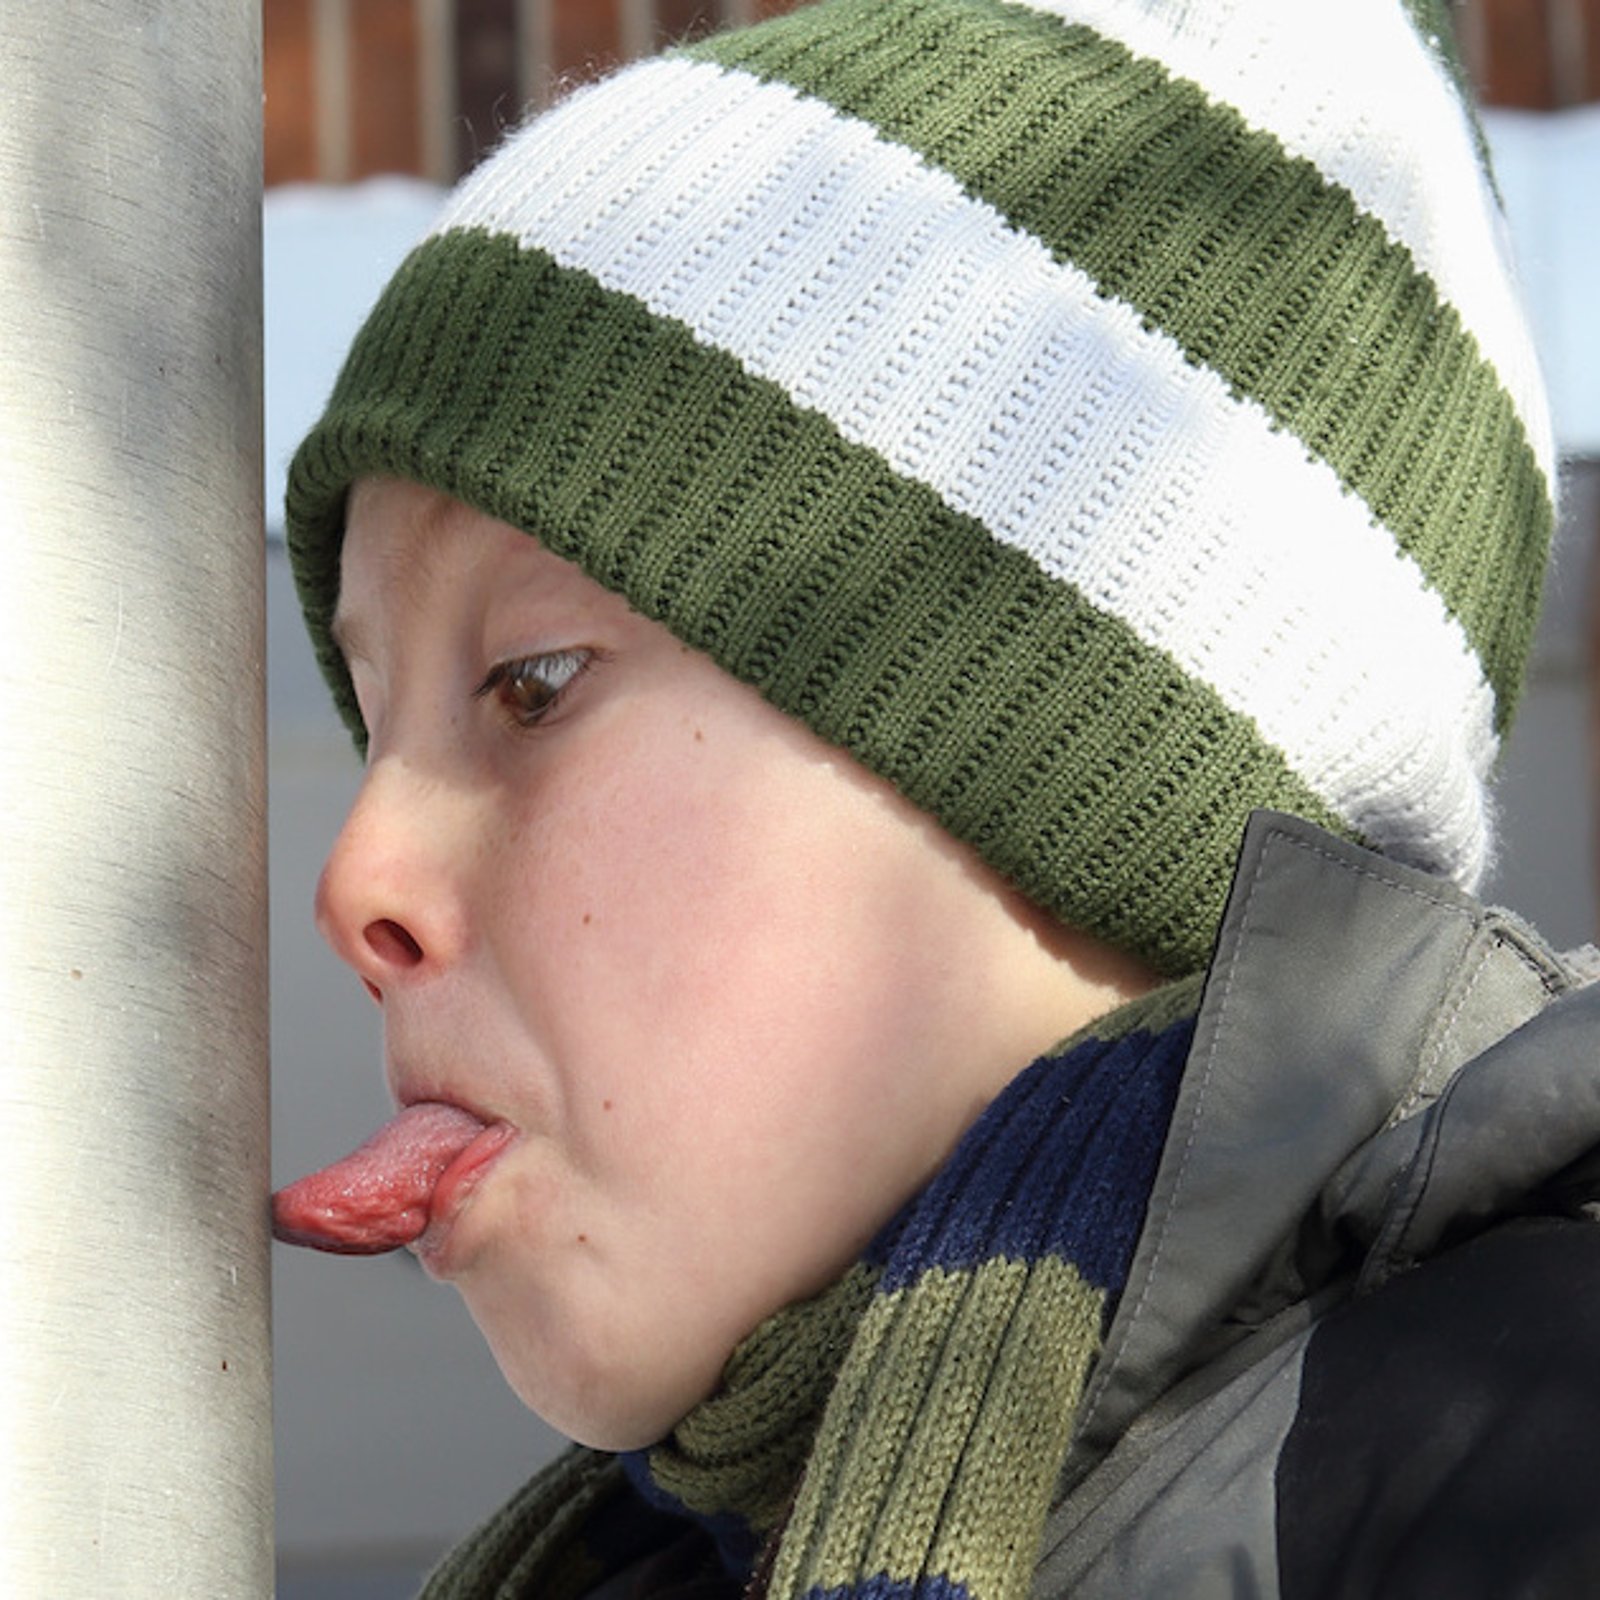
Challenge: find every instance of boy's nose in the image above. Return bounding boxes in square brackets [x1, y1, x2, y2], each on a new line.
[315, 760, 469, 999]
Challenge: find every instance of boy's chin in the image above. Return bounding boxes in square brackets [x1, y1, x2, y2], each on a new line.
[480, 1311, 727, 1453]
[507, 1371, 710, 1455]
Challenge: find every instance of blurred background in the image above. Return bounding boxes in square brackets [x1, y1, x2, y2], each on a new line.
[263, 2, 1600, 1593]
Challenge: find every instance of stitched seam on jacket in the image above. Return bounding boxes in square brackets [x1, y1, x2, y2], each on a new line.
[1483, 908, 1572, 995]
[1270, 830, 1477, 919]
[1075, 836, 1271, 1443]
[1393, 933, 1497, 1124]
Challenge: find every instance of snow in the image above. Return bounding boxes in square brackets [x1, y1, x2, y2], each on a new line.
[1484, 104, 1600, 463]
[263, 109, 1600, 535]
[264, 179, 443, 537]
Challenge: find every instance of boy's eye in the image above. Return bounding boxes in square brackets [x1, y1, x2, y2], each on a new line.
[475, 649, 593, 728]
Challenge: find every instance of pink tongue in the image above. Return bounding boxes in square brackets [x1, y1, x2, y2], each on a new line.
[272, 1102, 488, 1255]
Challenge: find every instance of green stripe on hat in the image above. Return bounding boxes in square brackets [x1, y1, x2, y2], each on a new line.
[686, 0, 1550, 730]
[289, 228, 1344, 975]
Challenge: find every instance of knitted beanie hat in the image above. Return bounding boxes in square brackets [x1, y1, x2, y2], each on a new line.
[286, 0, 1555, 977]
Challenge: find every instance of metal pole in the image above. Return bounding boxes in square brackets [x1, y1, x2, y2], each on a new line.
[0, 3, 270, 1596]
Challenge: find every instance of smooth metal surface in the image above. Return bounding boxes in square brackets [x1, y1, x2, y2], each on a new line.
[0, 3, 270, 1595]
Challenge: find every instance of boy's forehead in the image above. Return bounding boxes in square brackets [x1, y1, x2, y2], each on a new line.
[346, 474, 465, 541]
[333, 479, 497, 654]
[332, 476, 629, 655]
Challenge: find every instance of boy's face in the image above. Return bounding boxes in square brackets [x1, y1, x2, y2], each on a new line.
[319, 477, 1140, 1448]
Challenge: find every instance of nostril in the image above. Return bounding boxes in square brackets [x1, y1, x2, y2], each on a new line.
[364, 917, 425, 968]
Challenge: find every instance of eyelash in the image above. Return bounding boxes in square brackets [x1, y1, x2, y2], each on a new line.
[474, 649, 595, 729]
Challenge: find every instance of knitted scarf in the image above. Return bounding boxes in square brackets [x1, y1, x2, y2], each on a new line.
[420, 978, 1201, 1600]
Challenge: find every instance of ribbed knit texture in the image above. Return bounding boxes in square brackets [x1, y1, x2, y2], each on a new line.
[418, 980, 1201, 1600]
[286, 0, 1552, 977]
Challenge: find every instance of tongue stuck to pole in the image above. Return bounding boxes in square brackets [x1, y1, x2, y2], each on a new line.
[272, 1102, 494, 1254]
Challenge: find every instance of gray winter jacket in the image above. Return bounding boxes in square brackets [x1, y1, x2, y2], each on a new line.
[1036, 809, 1600, 1598]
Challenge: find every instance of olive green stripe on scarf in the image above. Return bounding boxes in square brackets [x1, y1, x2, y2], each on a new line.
[768, 1258, 1106, 1600]
[647, 1264, 884, 1541]
[419, 1448, 622, 1600]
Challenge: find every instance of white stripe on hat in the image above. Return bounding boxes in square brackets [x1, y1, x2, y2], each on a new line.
[436, 54, 1498, 883]
[1025, 0, 1555, 492]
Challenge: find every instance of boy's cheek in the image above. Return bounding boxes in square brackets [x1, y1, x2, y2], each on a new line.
[504, 755, 805, 998]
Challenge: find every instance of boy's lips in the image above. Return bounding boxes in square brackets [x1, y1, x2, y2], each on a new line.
[271, 1101, 514, 1256]
[411, 1120, 519, 1273]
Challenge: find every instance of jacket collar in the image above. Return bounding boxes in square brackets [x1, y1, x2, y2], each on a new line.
[1070, 809, 1592, 1471]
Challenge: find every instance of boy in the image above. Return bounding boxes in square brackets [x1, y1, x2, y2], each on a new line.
[273, 1, 1600, 1594]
